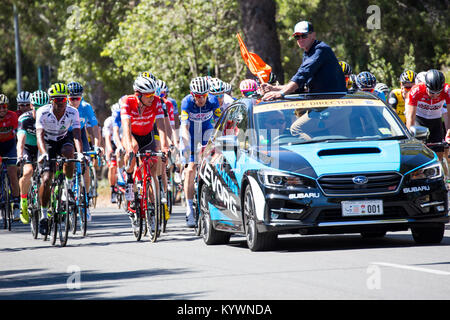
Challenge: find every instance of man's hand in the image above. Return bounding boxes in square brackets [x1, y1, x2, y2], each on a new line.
[262, 91, 284, 101]
[445, 130, 450, 144]
[38, 153, 49, 163]
[260, 83, 274, 94]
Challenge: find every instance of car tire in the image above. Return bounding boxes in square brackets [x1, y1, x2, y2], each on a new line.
[200, 184, 231, 245]
[360, 231, 386, 238]
[411, 223, 445, 244]
[244, 185, 277, 252]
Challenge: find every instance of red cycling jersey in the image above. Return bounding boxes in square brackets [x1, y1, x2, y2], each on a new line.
[0, 110, 18, 142]
[120, 94, 164, 136]
[161, 97, 175, 126]
[407, 83, 450, 119]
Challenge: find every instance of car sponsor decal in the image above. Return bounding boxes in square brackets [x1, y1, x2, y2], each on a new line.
[288, 192, 320, 199]
[254, 99, 385, 113]
[208, 202, 234, 223]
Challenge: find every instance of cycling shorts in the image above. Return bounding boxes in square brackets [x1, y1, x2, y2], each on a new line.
[23, 145, 38, 164]
[0, 139, 17, 166]
[42, 132, 75, 172]
[416, 115, 444, 153]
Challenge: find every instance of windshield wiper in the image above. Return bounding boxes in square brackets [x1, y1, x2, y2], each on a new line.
[377, 135, 408, 140]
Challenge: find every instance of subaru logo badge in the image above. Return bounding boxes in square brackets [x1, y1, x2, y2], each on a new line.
[352, 176, 368, 184]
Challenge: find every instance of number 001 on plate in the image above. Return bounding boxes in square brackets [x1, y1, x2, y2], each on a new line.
[341, 200, 383, 216]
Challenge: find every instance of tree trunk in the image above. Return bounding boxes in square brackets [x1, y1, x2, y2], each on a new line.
[238, 0, 284, 83]
[88, 79, 109, 126]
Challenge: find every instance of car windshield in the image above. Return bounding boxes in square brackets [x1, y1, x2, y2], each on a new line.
[253, 99, 407, 145]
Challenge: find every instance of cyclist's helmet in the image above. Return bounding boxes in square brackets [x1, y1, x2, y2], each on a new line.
[208, 77, 225, 95]
[355, 71, 377, 89]
[240, 79, 258, 95]
[48, 83, 68, 97]
[189, 77, 210, 95]
[339, 61, 352, 76]
[399, 70, 416, 85]
[224, 82, 232, 94]
[17, 91, 31, 104]
[156, 79, 168, 94]
[0, 94, 9, 105]
[425, 69, 445, 93]
[30, 90, 49, 107]
[139, 71, 157, 81]
[133, 76, 157, 94]
[415, 71, 427, 85]
[67, 81, 84, 97]
[375, 83, 390, 96]
[110, 102, 120, 114]
[268, 72, 277, 85]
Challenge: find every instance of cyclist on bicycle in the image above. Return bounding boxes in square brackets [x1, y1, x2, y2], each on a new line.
[388, 70, 416, 123]
[406, 69, 450, 159]
[355, 71, 386, 101]
[103, 111, 118, 203]
[375, 82, 390, 100]
[16, 91, 32, 117]
[180, 76, 221, 227]
[0, 93, 20, 220]
[36, 83, 83, 235]
[17, 90, 49, 224]
[209, 77, 234, 113]
[121, 76, 168, 204]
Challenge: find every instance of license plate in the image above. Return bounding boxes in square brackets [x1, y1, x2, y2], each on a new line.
[341, 200, 383, 216]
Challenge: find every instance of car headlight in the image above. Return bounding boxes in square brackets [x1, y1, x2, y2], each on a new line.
[258, 170, 311, 188]
[410, 162, 443, 180]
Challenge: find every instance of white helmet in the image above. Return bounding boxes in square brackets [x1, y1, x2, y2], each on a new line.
[156, 79, 168, 93]
[17, 91, 31, 104]
[208, 77, 225, 94]
[415, 71, 427, 85]
[0, 94, 9, 105]
[111, 103, 120, 114]
[133, 76, 157, 94]
[190, 76, 210, 94]
[139, 71, 157, 81]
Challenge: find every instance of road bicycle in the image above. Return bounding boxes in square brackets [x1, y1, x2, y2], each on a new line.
[0, 156, 15, 231]
[70, 156, 88, 236]
[26, 161, 41, 239]
[42, 157, 78, 247]
[126, 150, 163, 242]
[84, 150, 102, 209]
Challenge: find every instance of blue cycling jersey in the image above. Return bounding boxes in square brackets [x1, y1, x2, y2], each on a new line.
[373, 89, 386, 102]
[68, 98, 98, 130]
[113, 109, 122, 128]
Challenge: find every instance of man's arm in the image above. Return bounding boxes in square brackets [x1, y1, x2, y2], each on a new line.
[72, 128, 83, 155]
[405, 104, 416, 129]
[262, 81, 299, 101]
[121, 117, 133, 154]
[155, 117, 168, 152]
[16, 133, 26, 159]
[36, 128, 47, 156]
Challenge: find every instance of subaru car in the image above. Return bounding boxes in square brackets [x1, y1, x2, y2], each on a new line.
[195, 92, 448, 251]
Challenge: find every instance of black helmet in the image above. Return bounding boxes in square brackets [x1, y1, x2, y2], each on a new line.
[425, 69, 445, 93]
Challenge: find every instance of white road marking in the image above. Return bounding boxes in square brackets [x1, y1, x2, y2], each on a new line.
[372, 262, 450, 276]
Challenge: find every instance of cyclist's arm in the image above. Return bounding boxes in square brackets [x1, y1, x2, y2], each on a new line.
[36, 128, 47, 156]
[388, 91, 398, 109]
[16, 132, 26, 159]
[113, 125, 123, 150]
[155, 117, 168, 152]
[121, 116, 133, 154]
[72, 128, 83, 155]
[86, 125, 101, 149]
[405, 103, 416, 129]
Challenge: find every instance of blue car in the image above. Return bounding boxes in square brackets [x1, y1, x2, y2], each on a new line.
[195, 92, 449, 251]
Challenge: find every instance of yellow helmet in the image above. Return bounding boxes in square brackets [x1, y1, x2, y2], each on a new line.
[48, 83, 68, 97]
[339, 61, 352, 76]
[400, 70, 416, 84]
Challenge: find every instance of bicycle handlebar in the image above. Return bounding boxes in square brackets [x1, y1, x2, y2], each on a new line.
[425, 141, 449, 148]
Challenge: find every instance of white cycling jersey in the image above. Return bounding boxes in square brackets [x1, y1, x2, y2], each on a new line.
[36, 104, 80, 141]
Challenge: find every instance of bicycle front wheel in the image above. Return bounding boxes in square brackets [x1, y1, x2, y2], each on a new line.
[145, 176, 159, 242]
[58, 180, 70, 247]
[28, 184, 40, 239]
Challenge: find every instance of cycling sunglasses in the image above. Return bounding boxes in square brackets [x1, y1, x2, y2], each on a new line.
[52, 97, 67, 103]
[214, 94, 224, 98]
[0, 104, 7, 109]
[69, 96, 82, 101]
[427, 88, 443, 95]
[293, 33, 310, 40]
[192, 92, 208, 99]
[142, 93, 155, 98]
[18, 103, 30, 107]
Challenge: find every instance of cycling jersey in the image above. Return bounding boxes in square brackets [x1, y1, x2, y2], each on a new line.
[180, 94, 221, 162]
[102, 116, 115, 139]
[17, 110, 37, 146]
[388, 89, 406, 123]
[120, 95, 164, 136]
[168, 97, 178, 115]
[161, 97, 175, 126]
[36, 104, 81, 141]
[408, 83, 450, 119]
[0, 110, 18, 143]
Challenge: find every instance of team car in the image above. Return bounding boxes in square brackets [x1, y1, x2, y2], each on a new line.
[194, 92, 449, 251]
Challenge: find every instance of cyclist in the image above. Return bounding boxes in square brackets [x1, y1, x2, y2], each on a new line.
[121, 76, 168, 205]
[209, 77, 234, 112]
[103, 107, 119, 203]
[339, 61, 353, 90]
[180, 76, 221, 227]
[16, 90, 49, 224]
[406, 69, 450, 160]
[375, 83, 390, 100]
[355, 71, 386, 101]
[35, 83, 83, 235]
[0, 94, 20, 220]
[388, 70, 416, 123]
[16, 91, 32, 117]
[240, 79, 260, 98]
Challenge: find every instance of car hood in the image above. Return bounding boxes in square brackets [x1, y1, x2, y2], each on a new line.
[257, 139, 436, 179]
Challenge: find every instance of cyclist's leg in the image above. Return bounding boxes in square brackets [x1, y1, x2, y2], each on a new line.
[38, 146, 55, 235]
[184, 158, 197, 227]
[107, 144, 118, 203]
[4, 140, 20, 220]
[19, 146, 38, 223]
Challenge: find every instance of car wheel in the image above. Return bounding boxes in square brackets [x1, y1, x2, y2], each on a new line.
[411, 223, 445, 244]
[200, 184, 231, 245]
[360, 231, 386, 238]
[244, 185, 276, 251]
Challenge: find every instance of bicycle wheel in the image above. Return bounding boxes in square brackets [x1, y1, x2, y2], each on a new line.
[89, 166, 98, 208]
[58, 180, 70, 247]
[5, 175, 11, 232]
[28, 183, 40, 239]
[78, 182, 88, 237]
[145, 176, 159, 242]
[70, 181, 78, 235]
[131, 192, 143, 241]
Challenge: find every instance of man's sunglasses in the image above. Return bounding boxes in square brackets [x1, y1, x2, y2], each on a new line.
[141, 93, 154, 98]
[0, 104, 8, 110]
[428, 88, 443, 95]
[69, 96, 82, 101]
[52, 97, 67, 102]
[18, 103, 30, 107]
[192, 93, 208, 99]
[214, 94, 224, 98]
[293, 33, 310, 40]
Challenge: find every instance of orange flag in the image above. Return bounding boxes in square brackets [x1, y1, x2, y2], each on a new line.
[237, 33, 272, 84]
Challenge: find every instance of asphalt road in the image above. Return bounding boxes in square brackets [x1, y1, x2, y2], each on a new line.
[1, 204, 450, 301]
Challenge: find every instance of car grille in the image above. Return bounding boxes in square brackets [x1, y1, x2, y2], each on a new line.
[317, 172, 402, 196]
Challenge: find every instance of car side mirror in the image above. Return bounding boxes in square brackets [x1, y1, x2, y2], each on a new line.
[409, 125, 429, 141]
